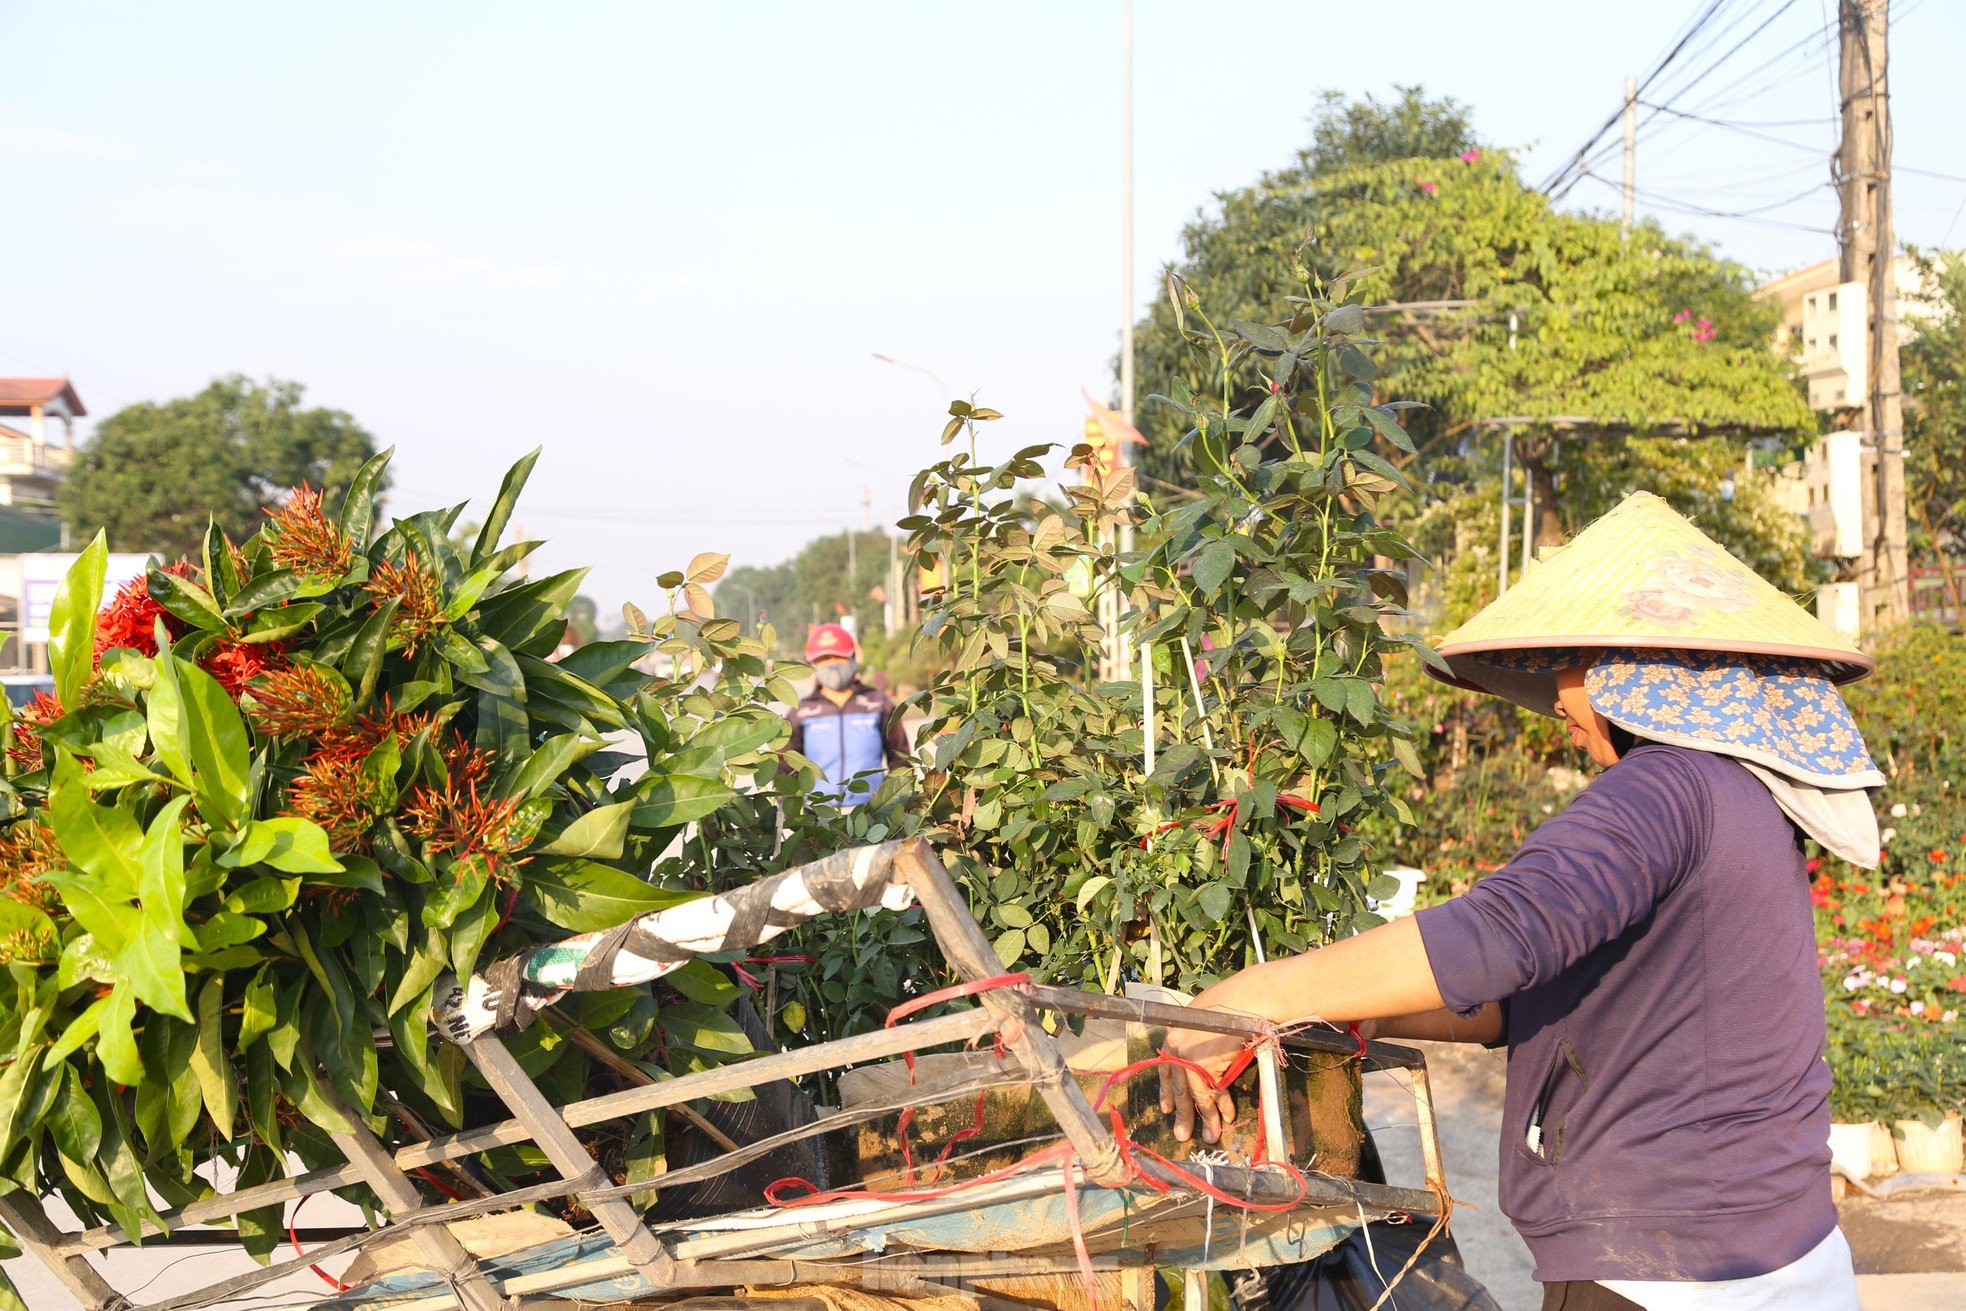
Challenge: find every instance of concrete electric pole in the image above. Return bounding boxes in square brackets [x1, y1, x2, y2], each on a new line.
[1837, 0, 1909, 631]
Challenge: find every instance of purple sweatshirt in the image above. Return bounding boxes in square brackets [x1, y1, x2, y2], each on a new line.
[1414, 744, 1835, 1283]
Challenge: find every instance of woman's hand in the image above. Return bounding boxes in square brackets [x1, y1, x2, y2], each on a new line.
[1157, 1023, 1244, 1143]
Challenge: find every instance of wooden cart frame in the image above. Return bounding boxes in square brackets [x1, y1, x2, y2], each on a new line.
[4, 839, 1450, 1311]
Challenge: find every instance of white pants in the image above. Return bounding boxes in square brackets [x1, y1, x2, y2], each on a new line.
[1597, 1226, 1860, 1311]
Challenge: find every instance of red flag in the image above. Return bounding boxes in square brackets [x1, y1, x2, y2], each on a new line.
[1081, 390, 1146, 474]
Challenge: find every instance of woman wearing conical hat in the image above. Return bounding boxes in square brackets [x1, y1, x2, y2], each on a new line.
[1164, 492, 1874, 1311]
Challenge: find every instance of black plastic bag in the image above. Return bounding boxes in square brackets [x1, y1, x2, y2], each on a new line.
[1236, 1133, 1503, 1311]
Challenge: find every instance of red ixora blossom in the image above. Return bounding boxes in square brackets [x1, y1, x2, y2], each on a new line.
[95, 561, 196, 659]
[364, 552, 447, 656]
[200, 639, 288, 698]
[263, 484, 353, 583]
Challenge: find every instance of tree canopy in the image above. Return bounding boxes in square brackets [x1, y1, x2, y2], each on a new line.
[60, 375, 385, 559]
[1130, 90, 1818, 608]
[1904, 249, 1966, 617]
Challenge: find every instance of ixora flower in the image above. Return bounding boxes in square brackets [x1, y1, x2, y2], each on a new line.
[365, 551, 447, 655]
[262, 483, 353, 582]
[95, 560, 195, 657]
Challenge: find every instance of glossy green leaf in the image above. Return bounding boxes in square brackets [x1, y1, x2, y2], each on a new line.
[49, 531, 106, 709]
[337, 446, 394, 550]
[471, 447, 540, 566]
[520, 859, 693, 933]
[535, 799, 637, 859]
[222, 817, 343, 874]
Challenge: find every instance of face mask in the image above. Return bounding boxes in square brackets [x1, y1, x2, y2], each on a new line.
[816, 659, 857, 691]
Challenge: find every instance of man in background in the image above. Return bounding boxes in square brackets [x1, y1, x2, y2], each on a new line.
[785, 623, 913, 805]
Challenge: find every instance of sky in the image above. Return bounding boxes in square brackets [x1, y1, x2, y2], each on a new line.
[2, 0, 1963, 617]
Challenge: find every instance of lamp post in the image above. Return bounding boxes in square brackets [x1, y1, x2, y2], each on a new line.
[871, 352, 950, 408]
[849, 459, 908, 636]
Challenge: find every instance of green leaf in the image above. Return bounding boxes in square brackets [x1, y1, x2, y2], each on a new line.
[1362, 405, 1417, 454]
[47, 1065, 101, 1166]
[535, 799, 637, 859]
[155, 651, 251, 831]
[98, 987, 144, 1085]
[222, 568, 302, 617]
[666, 960, 740, 1006]
[520, 859, 693, 933]
[630, 774, 737, 830]
[148, 568, 226, 631]
[992, 928, 1027, 966]
[1345, 679, 1377, 724]
[343, 596, 401, 705]
[661, 1002, 753, 1056]
[1297, 717, 1338, 768]
[49, 531, 107, 709]
[472, 447, 540, 566]
[222, 817, 343, 874]
[77, 742, 172, 792]
[1190, 537, 1236, 596]
[0, 900, 58, 966]
[1074, 874, 1112, 912]
[224, 878, 301, 915]
[1197, 881, 1234, 921]
[237, 601, 324, 644]
[498, 733, 604, 801]
[188, 976, 237, 1138]
[338, 446, 395, 550]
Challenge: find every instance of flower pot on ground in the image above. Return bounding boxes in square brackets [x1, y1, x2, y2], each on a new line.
[1892, 1111, 1965, 1173]
[1827, 1121, 1886, 1180]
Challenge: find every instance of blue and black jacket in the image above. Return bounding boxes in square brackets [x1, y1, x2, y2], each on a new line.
[785, 681, 913, 805]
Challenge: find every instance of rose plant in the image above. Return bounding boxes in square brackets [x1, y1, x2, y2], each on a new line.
[0, 450, 778, 1289]
[897, 263, 1432, 994]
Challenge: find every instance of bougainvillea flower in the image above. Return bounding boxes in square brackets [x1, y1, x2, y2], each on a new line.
[1459, 148, 1481, 163]
[263, 484, 353, 583]
[1417, 179, 1437, 196]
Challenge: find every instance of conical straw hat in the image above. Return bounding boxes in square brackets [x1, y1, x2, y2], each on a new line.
[1430, 490, 1871, 715]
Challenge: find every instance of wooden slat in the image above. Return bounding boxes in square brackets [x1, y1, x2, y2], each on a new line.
[464, 1036, 680, 1288]
[325, 1097, 511, 1311]
[894, 841, 1131, 1186]
[0, 1193, 130, 1311]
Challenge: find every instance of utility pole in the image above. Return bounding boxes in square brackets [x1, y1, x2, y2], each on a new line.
[1621, 74, 1637, 237]
[1099, 0, 1137, 683]
[1837, 0, 1909, 631]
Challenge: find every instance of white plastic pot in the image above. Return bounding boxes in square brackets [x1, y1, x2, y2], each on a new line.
[1828, 1121, 1884, 1180]
[1893, 1112, 1965, 1174]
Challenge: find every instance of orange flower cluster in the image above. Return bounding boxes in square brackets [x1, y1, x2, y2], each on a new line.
[0, 819, 62, 912]
[403, 743, 532, 887]
[243, 663, 350, 740]
[6, 691, 63, 774]
[263, 485, 353, 583]
[364, 552, 446, 655]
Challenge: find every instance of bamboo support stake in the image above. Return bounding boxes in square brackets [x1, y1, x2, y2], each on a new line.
[1141, 639, 1156, 775]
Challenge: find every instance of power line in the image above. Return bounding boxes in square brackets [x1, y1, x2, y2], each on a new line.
[1538, 0, 1738, 195]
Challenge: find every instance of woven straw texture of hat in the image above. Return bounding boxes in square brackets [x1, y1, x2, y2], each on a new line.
[1435, 491, 1871, 681]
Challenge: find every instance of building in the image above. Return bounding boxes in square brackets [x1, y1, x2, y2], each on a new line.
[0, 379, 84, 674]
[1757, 257, 1933, 412]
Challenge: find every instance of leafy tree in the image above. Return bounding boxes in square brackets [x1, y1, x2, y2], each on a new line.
[1302, 84, 1479, 175]
[61, 375, 385, 558]
[1904, 248, 1966, 620]
[566, 592, 600, 645]
[1131, 90, 1817, 603]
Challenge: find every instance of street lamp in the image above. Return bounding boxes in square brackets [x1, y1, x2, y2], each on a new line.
[870, 352, 951, 407]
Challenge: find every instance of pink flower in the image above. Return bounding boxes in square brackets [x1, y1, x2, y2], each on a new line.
[1624, 588, 1696, 625]
[1673, 310, 1693, 324]
[1418, 179, 1437, 195]
[1459, 149, 1481, 164]
[1693, 317, 1716, 342]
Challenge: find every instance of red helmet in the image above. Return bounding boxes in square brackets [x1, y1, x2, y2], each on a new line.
[805, 622, 858, 662]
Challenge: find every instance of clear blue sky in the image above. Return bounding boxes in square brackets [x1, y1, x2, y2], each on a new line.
[2, 1, 1962, 615]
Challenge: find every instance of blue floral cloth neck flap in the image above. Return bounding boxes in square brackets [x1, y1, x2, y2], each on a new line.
[1581, 648, 1882, 789]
